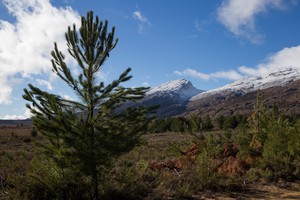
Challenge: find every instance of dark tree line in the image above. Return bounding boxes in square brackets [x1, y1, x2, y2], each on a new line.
[147, 114, 260, 133]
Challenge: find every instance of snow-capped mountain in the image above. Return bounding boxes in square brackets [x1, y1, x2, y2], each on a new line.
[124, 68, 300, 118]
[146, 79, 203, 102]
[187, 68, 300, 117]
[127, 79, 203, 118]
[191, 68, 300, 101]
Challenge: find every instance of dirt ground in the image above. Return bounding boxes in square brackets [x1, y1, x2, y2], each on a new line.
[194, 182, 300, 200]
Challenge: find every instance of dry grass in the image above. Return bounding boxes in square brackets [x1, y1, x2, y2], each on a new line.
[0, 127, 34, 151]
[1, 128, 300, 199]
[0, 127, 35, 199]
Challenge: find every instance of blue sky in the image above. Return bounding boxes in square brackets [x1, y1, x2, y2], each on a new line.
[0, 0, 300, 119]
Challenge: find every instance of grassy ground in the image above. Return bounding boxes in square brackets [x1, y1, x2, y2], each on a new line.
[1, 127, 300, 199]
[0, 127, 34, 199]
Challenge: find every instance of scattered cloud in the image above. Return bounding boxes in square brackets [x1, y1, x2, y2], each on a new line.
[175, 45, 300, 81]
[194, 20, 209, 33]
[238, 45, 300, 76]
[36, 79, 54, 90]
[0, 76, 13, 104]
[132, 10, 151, 33]
[217, 0, 286, 43]
[175, 68, 243, 81]
[133, 10, 148, 23]
[142, 82, 149, 87]
[1, 109, 31, 120]
[95, 70, 109, 81]
[0, 0, 80, 104]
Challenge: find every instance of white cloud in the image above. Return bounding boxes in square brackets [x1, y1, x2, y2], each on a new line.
[176, 45, 300, 82]
[0, 0, 80, 104]
[95, 70, 109, 81]
[175, 68, 243, 81]
[217, 0, 285, 43]
[2, 109, 31, 120]
[194, 20, 209, 34]
[36, 79, 53, 90]
[132, 10, 151, 33]
[0, 76, 13, 104]
[142, 82, 149, 87]
[239, 45, 300, 76]
[133, 11, 148, 23]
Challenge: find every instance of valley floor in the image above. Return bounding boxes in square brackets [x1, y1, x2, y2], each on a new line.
[1, 128, 300, 199]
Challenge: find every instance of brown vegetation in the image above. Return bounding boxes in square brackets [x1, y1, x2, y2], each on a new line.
[1, 127, 300, 199]
[149, 142, 250, 177]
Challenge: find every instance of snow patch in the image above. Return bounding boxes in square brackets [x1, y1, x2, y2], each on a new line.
[191, 68, 300, 101]
[146, 79, 203, 101]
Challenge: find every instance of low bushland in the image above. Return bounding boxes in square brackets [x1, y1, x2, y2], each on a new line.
[1, 102, 300, 199]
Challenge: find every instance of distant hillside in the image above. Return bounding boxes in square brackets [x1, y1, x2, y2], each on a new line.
[131, 68, 300, 118]
[186, 79, 300, 118]
[0, 119, 32, 127]
[2, 68, 300, 121]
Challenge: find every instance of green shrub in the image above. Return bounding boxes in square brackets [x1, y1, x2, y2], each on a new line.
[30, 128, 38, 137]
[261, 113, 300, 181]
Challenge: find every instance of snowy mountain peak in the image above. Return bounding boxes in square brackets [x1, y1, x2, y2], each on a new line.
[146, 79, 203, 101]
[191, 68, 300, 101]
[147, 79, 191, 95]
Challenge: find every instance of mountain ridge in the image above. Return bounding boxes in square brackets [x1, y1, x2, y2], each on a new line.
[142, 68, 300, 118]
[146, 78, 203, 102]
[191, 68, 300, 101]
[131, 79, 203, 118]
[1, 68, 300, 122]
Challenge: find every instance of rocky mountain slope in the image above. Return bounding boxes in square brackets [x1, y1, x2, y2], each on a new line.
[132, 79, 203, 118]
[133, 68, 300, 118]
[186, 68, 300, 117]
[146, 79, 202, 102]
[186, 79, 300, 117]
[191, 68, 300, 101]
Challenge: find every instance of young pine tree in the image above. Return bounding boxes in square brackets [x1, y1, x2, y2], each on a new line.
[23, 11, 152, 199]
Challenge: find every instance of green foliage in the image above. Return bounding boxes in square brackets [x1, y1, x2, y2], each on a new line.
[247, 93, 269, 149]
[261, 109, 300, 180]
[170, 117, 187, 132]
[223, 115, 239, 129]
[216, 115, 225, 129]
[216, 114, 248, 130]
[147, 115, 214, 134]
[23, 11, 152, 199]
[235, 94, 300, 181]
[30, 127, 38, 137]
[192, 134, 222, 189]
[234, 124, 252, 160]
[202, 115, 214, 131]
[22, 154, 89, 199]
[148, 119, 168, 133]
[188, 115, 202, 132]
